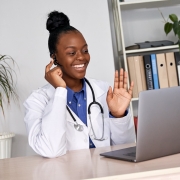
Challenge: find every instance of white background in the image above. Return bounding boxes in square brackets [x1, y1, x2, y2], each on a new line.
[0, 0, 115, 157]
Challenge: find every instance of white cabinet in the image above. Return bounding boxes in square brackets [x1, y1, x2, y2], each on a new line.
[110, 0, 180, 117]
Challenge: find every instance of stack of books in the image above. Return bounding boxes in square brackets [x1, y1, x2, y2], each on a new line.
[127, 52, 180, 98]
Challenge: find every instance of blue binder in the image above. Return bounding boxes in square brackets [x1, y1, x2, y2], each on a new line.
[150, 54, 159, 89]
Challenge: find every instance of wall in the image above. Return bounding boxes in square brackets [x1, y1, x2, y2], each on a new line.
[121, 5, 180, 47]
[0, 0, 115, 157]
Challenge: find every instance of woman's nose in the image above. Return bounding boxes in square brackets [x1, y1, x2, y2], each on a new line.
[76, 51, 84, 60]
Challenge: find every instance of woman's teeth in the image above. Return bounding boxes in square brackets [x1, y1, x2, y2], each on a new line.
[73, 64, 85, 68]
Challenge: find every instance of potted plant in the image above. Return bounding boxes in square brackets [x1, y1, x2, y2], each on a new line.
[163, 13, 180, 50]
[0, 54, 18, 159]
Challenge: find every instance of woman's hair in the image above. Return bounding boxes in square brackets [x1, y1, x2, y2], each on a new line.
[46, 11, 78, 56]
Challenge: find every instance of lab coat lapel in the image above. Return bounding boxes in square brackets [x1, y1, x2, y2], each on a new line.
[66, 105, 86, 127]
[45, 83, 88, 131]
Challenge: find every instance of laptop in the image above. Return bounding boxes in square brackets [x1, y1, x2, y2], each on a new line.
[100, 86, 180, 162]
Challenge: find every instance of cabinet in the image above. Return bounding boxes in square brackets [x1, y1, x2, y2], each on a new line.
[110, 0, 180, 117]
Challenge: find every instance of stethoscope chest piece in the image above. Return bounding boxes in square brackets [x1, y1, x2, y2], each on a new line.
[74, 123, 84, 132]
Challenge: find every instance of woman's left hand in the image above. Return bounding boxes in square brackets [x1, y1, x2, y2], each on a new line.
[106, 68, 133, 118]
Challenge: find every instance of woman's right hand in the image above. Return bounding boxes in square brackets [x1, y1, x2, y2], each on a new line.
[45, 60, 66, 88]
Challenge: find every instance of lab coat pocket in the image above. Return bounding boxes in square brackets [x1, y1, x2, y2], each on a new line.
[66, 117, 89, 151]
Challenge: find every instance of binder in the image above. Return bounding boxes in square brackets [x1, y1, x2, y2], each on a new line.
[143, 55, 154, 90]
[139, 56, 147, 91]
[174, 52, 180, 85]
[134, 56, 144, 94]
[165, 52, 178, 87]
[127, 56, 138, 98]
[156, 53, 169, 88]
[150, 54, 159, 89]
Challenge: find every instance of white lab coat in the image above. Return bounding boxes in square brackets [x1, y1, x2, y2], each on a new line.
[24, 78, 135, 158]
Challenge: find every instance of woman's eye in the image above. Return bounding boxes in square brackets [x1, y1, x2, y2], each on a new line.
[83, 49, 89, 53]
[68, 52, 75, 56]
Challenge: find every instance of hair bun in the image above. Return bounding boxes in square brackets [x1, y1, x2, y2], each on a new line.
[46, 11, 70, 33]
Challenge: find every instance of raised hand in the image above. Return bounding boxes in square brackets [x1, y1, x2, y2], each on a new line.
[106, 68, 133, 118]
[45, 59, 66, 88]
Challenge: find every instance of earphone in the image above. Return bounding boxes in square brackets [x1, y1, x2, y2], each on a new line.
[53, 58, 58, 66]
[51, 53, 62, 67]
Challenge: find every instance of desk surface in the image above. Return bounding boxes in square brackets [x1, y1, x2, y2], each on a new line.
[1, 143, 180, 180]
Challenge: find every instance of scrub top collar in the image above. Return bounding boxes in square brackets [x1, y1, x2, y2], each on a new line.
[66, 78, 87, 104]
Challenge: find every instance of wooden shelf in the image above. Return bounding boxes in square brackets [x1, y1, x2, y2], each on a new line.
[132, 98, 139, 101]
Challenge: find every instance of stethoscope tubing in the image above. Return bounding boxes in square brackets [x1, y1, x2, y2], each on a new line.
[66, 78, 105, 141]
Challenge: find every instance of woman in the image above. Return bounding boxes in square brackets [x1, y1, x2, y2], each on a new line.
[24, 11, 135, 158]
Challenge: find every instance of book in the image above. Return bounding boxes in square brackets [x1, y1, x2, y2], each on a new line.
[156, 53, 169, 88]
[150, 54, 159, 89]
[143, 55, 154, 90]
[174, 52, 180, 85]
[165, 52, 178, 87]
[127, 56, 138, 98]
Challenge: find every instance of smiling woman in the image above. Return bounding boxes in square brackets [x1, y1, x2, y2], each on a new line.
[23, 11, 135, 158]
[45, 11, 90, 91]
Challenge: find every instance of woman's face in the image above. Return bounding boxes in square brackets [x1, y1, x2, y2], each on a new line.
[55, 31, 90, 82]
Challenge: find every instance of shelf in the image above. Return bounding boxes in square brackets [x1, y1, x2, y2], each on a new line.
[131, 98, 138, 101]
[120, 0, 168, 5]
[125, 45, 179, 56]
[112, 0, 180, 116]
[119, 0, 180, 10]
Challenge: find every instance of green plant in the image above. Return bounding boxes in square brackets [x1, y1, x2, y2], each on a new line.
[163, 13, 180, 50]
[0, 55, 18, 115]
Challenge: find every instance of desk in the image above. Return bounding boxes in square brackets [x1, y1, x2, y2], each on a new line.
[1, 143, 180, 180]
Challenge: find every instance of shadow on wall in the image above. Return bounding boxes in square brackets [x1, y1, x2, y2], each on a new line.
[11, 134, 36, 157]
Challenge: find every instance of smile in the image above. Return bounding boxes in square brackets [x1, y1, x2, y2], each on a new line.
[72, 63, 85, 69]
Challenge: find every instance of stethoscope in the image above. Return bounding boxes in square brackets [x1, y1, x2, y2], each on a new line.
[66, 78, 105, 141]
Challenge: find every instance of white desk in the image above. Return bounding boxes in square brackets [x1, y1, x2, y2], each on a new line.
[1, 143, 180, 180]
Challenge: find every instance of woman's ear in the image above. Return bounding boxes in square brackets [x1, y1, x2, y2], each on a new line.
[51, 54, 58, 65]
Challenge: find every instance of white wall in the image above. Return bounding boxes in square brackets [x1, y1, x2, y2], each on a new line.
[0, 0, 115, 157]
[121, 5, 180, 47]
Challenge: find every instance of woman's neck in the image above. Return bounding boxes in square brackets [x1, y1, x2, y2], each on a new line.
[64, 77, 83, 92]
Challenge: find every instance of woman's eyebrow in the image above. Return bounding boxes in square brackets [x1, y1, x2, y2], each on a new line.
[65, 44, 88, 49]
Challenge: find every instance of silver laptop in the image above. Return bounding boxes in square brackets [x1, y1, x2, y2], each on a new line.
[100, 86, 180, 162]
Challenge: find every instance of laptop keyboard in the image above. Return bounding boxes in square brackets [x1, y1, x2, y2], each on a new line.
[123, 152, 136, 157]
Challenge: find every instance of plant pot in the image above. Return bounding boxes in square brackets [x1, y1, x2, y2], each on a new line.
[0, 132, 15, 159]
